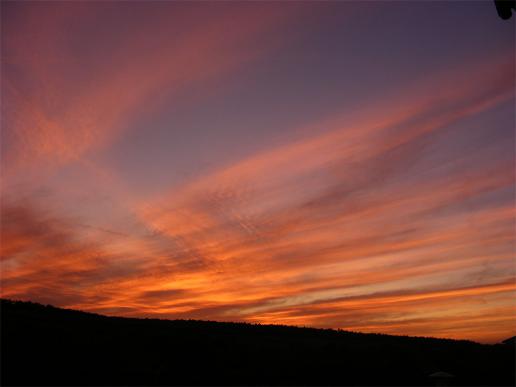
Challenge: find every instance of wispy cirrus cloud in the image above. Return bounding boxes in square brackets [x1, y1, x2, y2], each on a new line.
[0, 2, 514, 344]
[1, 2, 302, 176]
[125, 55, 514, 341]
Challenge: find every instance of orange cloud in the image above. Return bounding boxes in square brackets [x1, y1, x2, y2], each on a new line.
[1, 2, 300, 177]
[129, 56, 514, 342]
[1, 42, 514, 344]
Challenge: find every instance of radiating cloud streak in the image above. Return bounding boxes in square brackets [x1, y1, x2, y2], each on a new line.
[0, 2, 514, 344]
[1, 2, 300, 176]
[131, 56, 514, 342]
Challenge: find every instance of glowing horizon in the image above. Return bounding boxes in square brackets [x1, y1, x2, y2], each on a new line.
[1, 1, 514, 344]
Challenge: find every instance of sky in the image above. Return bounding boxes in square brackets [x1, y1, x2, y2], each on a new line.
[1, 1, 514, 344]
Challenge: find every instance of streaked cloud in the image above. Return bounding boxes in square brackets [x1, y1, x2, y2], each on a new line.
[1, 2, 300, 175]
[0, 2, 514, 344]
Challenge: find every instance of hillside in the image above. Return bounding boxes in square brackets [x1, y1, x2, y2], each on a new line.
[1, 299, 514, 386]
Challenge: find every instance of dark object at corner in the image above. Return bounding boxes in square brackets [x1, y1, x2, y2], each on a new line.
[494, 0, 516, 19]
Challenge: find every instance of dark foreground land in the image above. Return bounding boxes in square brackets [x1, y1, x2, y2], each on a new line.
[1, 299, 514, 386]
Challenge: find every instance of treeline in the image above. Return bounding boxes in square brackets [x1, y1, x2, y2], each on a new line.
[1, 299, 514, 386]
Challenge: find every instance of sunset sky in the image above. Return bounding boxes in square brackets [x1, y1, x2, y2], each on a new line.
[1, 1, 515, 344]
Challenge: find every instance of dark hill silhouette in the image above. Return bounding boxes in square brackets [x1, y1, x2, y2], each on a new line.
[502, 336, 516, 346]
[1, 299, 514, 386]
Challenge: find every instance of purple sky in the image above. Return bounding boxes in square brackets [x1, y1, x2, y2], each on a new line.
[1, 1, 514, 343]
